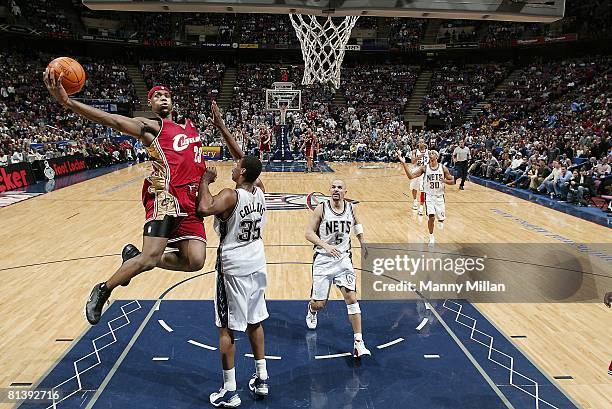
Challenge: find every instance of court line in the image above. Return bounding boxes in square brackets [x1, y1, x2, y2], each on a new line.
[16, 301, 118, 409]
[376, 338, 404, 349]
[188, 339, 217, 351]
[426, 302, 515, 408]
[444, 300, 564, 409]
[158, 319, 173, 332]
[315, 352, 352, 360]
[244, 353, 282, 360]
[83, 299, 160, 409]
[416, 317, 429, 331]
[471, 303, 582, 408]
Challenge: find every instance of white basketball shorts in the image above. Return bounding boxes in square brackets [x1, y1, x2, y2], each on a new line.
[311, 253, 356, 301]
[214, 269, 269, 332]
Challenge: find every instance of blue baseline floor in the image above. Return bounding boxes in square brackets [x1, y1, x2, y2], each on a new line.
[470, 176, 611, 228]
[20, 300, 576, 409]
[263, 161, 334, 173]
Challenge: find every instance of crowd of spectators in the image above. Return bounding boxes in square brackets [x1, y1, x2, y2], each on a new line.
[141, 61, 225, 125]
[13, 0, 72, 37]
[420, 63, 512, 125]
[0, 49, 138, 168]
[239, 14, 298, 47]
[437, 21, 479, 44]
[461, 57, 611, 206]
[388, 18, 426, 49]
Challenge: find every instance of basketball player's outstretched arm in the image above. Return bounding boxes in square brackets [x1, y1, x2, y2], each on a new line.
[196, 167, 237, 219]
[210, 101, 244, 159]
[210, 101, 265, 192]
[397, 152, 423, 179]
[305, 204, 342, 258]
[43, 68, 159, 143]
[443, 166, 456, 185]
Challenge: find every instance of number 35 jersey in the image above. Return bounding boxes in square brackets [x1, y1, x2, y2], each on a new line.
[215, 187, 267, 276]
[316, 200, 355, 258]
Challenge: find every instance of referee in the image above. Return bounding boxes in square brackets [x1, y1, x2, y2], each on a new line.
[453, 140, 471, 190]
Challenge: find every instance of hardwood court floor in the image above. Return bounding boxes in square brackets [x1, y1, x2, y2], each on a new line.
[0, 162, 610, 408]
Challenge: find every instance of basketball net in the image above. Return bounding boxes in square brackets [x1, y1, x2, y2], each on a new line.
[289, 14, 359, 89]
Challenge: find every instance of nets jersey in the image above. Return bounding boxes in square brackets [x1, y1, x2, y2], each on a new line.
[316, 200, 355, 257]
[423, 164, 445, 196]
[146, 118, 206, 190]
[215, 187, 267, 276]
[410, 148, 429, 167]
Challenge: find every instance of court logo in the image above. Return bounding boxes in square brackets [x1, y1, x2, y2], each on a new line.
[265, 192, 358, 211]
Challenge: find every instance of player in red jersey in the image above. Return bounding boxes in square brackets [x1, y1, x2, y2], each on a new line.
[258, 124, 271, 163]
[43, 68, 208, 325]
[303, 129, 317, 172]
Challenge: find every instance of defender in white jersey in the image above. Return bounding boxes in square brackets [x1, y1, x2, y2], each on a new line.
[304, 180, 371, 358]
[408, 139, 429, 215]
[399, 150, 455, 245]
[197, 102, 269, 408]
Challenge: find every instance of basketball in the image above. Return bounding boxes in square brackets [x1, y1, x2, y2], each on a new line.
[47, 57, 86, 95]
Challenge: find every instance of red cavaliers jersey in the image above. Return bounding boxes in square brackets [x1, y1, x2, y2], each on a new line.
[145, 118, 206, 191]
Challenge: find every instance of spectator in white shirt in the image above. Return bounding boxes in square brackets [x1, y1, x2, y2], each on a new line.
[0, 150, 8, 166]
[11, 151, 23, 163]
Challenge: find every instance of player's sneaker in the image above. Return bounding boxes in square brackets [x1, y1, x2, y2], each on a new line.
[353, 340, 371, 358]
[248, 374, 269, 396]
[85, 283, 111, 325]
[121, 244, 141, 263]
[210, 388, 241, 408]
[306, 308, 318, 329]
[428, 235, 435, 246]
[412, 200, 418, 210]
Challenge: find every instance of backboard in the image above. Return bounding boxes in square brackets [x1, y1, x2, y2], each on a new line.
[265, 82, 302, 112]
[83, 0, 565, 23]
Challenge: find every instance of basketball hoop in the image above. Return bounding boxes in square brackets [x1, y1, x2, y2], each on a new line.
[289, 14, 359, 89]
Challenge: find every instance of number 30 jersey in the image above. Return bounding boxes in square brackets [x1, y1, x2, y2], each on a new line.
[214, 187, 267, 276]
[316, 200, 355, 257]
[423, 164, 445, 197]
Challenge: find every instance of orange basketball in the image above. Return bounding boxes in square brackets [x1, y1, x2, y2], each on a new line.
[47, 57, 86, 95]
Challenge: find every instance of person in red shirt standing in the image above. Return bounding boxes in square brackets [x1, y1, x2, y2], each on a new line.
[302, 128, 317, 172]
[43, 68, 208, 325]
[258, 124, 271, 164]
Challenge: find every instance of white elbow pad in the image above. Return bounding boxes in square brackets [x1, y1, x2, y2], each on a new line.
[354, 224, 364, 235]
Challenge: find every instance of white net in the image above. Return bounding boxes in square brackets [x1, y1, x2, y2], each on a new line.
[289, 14, 359, 89]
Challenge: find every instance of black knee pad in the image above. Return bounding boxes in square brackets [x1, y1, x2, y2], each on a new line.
[143, 215, 175, 238]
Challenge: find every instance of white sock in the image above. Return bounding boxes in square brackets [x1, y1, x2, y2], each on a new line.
[429, 234, 435, 240]
[223, 368, 236, 391]
[255, 359, 268, 380]
[354, 333, 363, 342]
[308, 304, 316, 315]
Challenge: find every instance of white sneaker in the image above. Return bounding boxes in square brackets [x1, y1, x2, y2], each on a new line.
[210, 388, 241, 408]
[412, 200, 418, 210]
[306, 308, 318, 330]
[428, 235, 435, 246]
[353, 340, 371, 358]
[418, 205, 424, 216]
